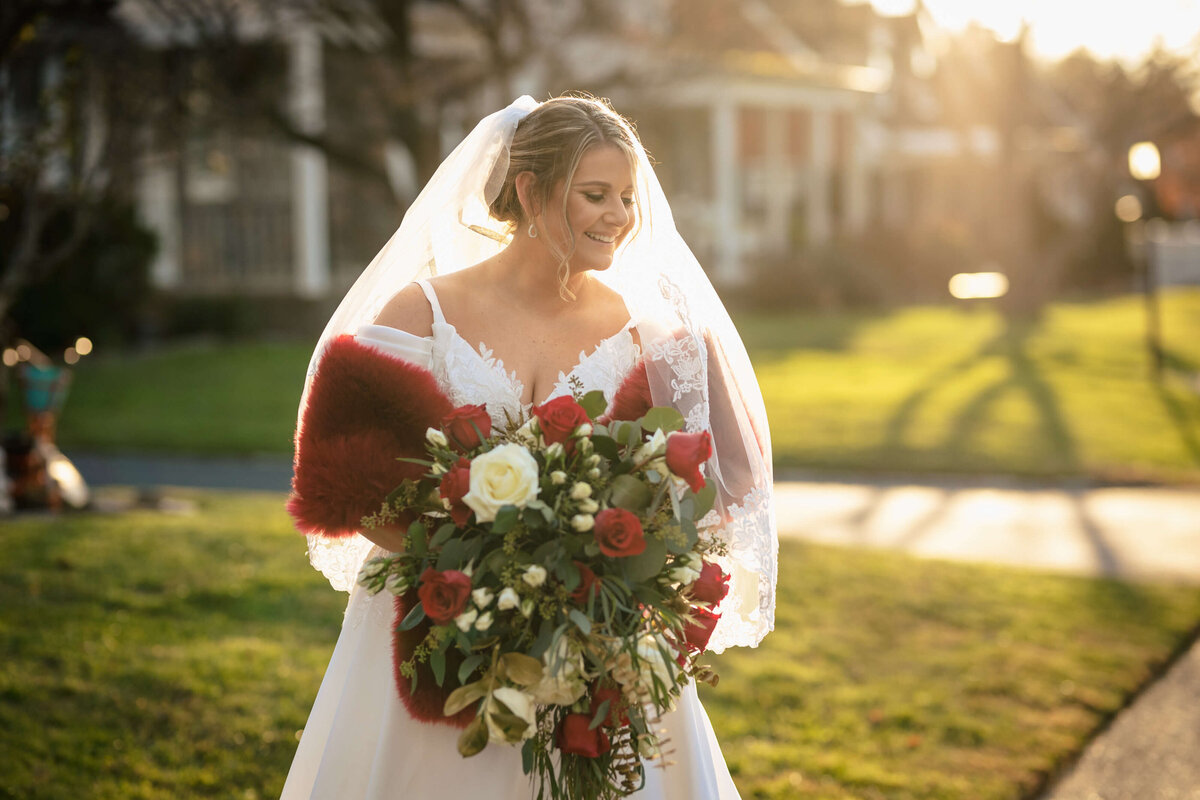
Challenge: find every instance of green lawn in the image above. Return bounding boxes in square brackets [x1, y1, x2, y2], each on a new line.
[49, 290, 1200, 482]
[2, 492, 1199, 799]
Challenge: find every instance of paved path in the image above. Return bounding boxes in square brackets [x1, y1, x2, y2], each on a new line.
[70, 454, 1200, 798]
[775, 478, 1200, 584]
[73, 454, 1200, 583]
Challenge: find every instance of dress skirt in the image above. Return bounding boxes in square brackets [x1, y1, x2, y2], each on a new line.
[280, 581, 742, 799]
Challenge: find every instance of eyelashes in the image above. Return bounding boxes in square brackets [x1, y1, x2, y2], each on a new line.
[584, 192, 636, 208]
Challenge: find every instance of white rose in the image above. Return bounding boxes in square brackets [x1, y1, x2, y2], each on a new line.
[576, 422, 593, 437]
[637, 428, 667, 462]
[669, 564, 701, 585]
[570, 482, 592, 500]
[528, 673, 587, 706]
[462, 443, 541, 522]
[511, 419, 540, 443]
[497, 587, 521, 611]
[487, 687, 537, 743]
[522, 564, 547, 588]
[530, 638, 587, 705]
[472, 587, 494, 608]
[587, 468, 601, 479]
[426, 427, 448, 447]
[474, 611, 494, 631]
[545, 442, 565, 461]
[455, 609, 478, 632]
[571, 514, 594, 532]
[550, 470, 567, 485]
[430, 462, 448, 476]
[636, 634, 679, 698]
[586, 454, 601, 467]
[578, 498, 599, 514]
[520, 598, 535, 618]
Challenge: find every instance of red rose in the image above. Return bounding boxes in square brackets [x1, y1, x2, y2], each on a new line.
[570, 560, 601, 604]
[589, 685, 629, 728]
[417, 567, 472, 625]
[556, 713, 611, 758]
[533, 396, 590, 446]
[683, 607, 721, 653]
[691, 561, 729, 606]
[442, 404, 491, 451]
[438, 457, 472, 525]
[665, 431, 712, 493]
[593, 508, 646, 558]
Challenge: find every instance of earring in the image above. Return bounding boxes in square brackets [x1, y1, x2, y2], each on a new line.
[528, 222, 538, 239]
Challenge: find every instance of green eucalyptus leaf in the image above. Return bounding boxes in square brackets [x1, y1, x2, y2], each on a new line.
[491, 505, 520, 534]
[692, 484, 717, 520]
[579, 390, 608, 420]
[610, 474, 652, 512]
[590, 435, 619, 460]
[499, 652, 544, 686]
[430, 523, 456, 548]
[444, 680, 488, 716]
[430, 650, 446, 686]
[623, 536, 668, 583]
[458, 653, 487, 684]
[642, 406, 685, 433]
[436, 538, 468, 571]
[398, 601, 426, 631]
[457, 715, 489, 757]
[568, 608, 593, 635]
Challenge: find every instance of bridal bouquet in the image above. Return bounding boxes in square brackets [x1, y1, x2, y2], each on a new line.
[355, 392, 729, 800]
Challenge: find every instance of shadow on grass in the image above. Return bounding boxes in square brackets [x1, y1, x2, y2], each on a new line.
[879, 318, 1146, 578]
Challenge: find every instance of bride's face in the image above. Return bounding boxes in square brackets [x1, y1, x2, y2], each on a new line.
[542, 144, 636, 273]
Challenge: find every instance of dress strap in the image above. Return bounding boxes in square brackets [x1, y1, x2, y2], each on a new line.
[414, 279, 447, 326]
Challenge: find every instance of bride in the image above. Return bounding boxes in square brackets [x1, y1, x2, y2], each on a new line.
[282, 94, 777, 799]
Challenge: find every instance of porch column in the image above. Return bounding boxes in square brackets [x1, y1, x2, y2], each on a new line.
[808, 107, 833, 246]
[711, 99, 741, 285]
[289, 25, 331, 298]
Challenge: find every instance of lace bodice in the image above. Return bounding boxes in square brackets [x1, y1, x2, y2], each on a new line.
[306, 280, 640, 593]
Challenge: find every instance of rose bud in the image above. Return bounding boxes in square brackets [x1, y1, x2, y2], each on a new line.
[418, 567, 472, 625]
[593, 507, 647, 558]
[441, 404, 492, 450]
[570, 560, 601, 604]
[683, 607, 721, 653]
[589, 684, 629, 728]
[665, 431, 713, 493]
[438, 457, 473, 525]
[556, 713, 611, 758]
[532, 396, 591, 447]
[691, 561, 730, 606]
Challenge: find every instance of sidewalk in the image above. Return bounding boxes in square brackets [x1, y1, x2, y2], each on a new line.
[70, 454, 1200, 799]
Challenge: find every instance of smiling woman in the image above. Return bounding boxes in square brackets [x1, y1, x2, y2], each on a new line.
[280, 95, 777, 800]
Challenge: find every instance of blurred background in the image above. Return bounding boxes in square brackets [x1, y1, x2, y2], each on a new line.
[2, 0, 1199, 493]
[4, 4, 1200, 799]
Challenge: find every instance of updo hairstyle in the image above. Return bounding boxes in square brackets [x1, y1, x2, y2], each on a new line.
[489, 95, 641, 298]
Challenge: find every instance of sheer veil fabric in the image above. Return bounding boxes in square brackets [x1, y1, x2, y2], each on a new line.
[297, 95, 777, 654]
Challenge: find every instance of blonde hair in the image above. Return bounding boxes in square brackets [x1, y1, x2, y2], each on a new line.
[489, 95, 641, 299]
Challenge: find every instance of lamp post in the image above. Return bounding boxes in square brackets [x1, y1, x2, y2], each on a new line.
[1127, 141, 1163, 380]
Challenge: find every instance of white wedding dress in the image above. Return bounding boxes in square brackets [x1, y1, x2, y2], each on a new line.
[281, 281, 742, 800]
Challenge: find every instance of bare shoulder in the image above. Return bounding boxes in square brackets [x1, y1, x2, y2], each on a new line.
[371, 283, 435, 337]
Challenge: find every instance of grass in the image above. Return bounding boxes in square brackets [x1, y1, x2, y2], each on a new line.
[743, 290, 1200, 483]
[2, 491, 1199, 799]
[47, 290, 1200, 482]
